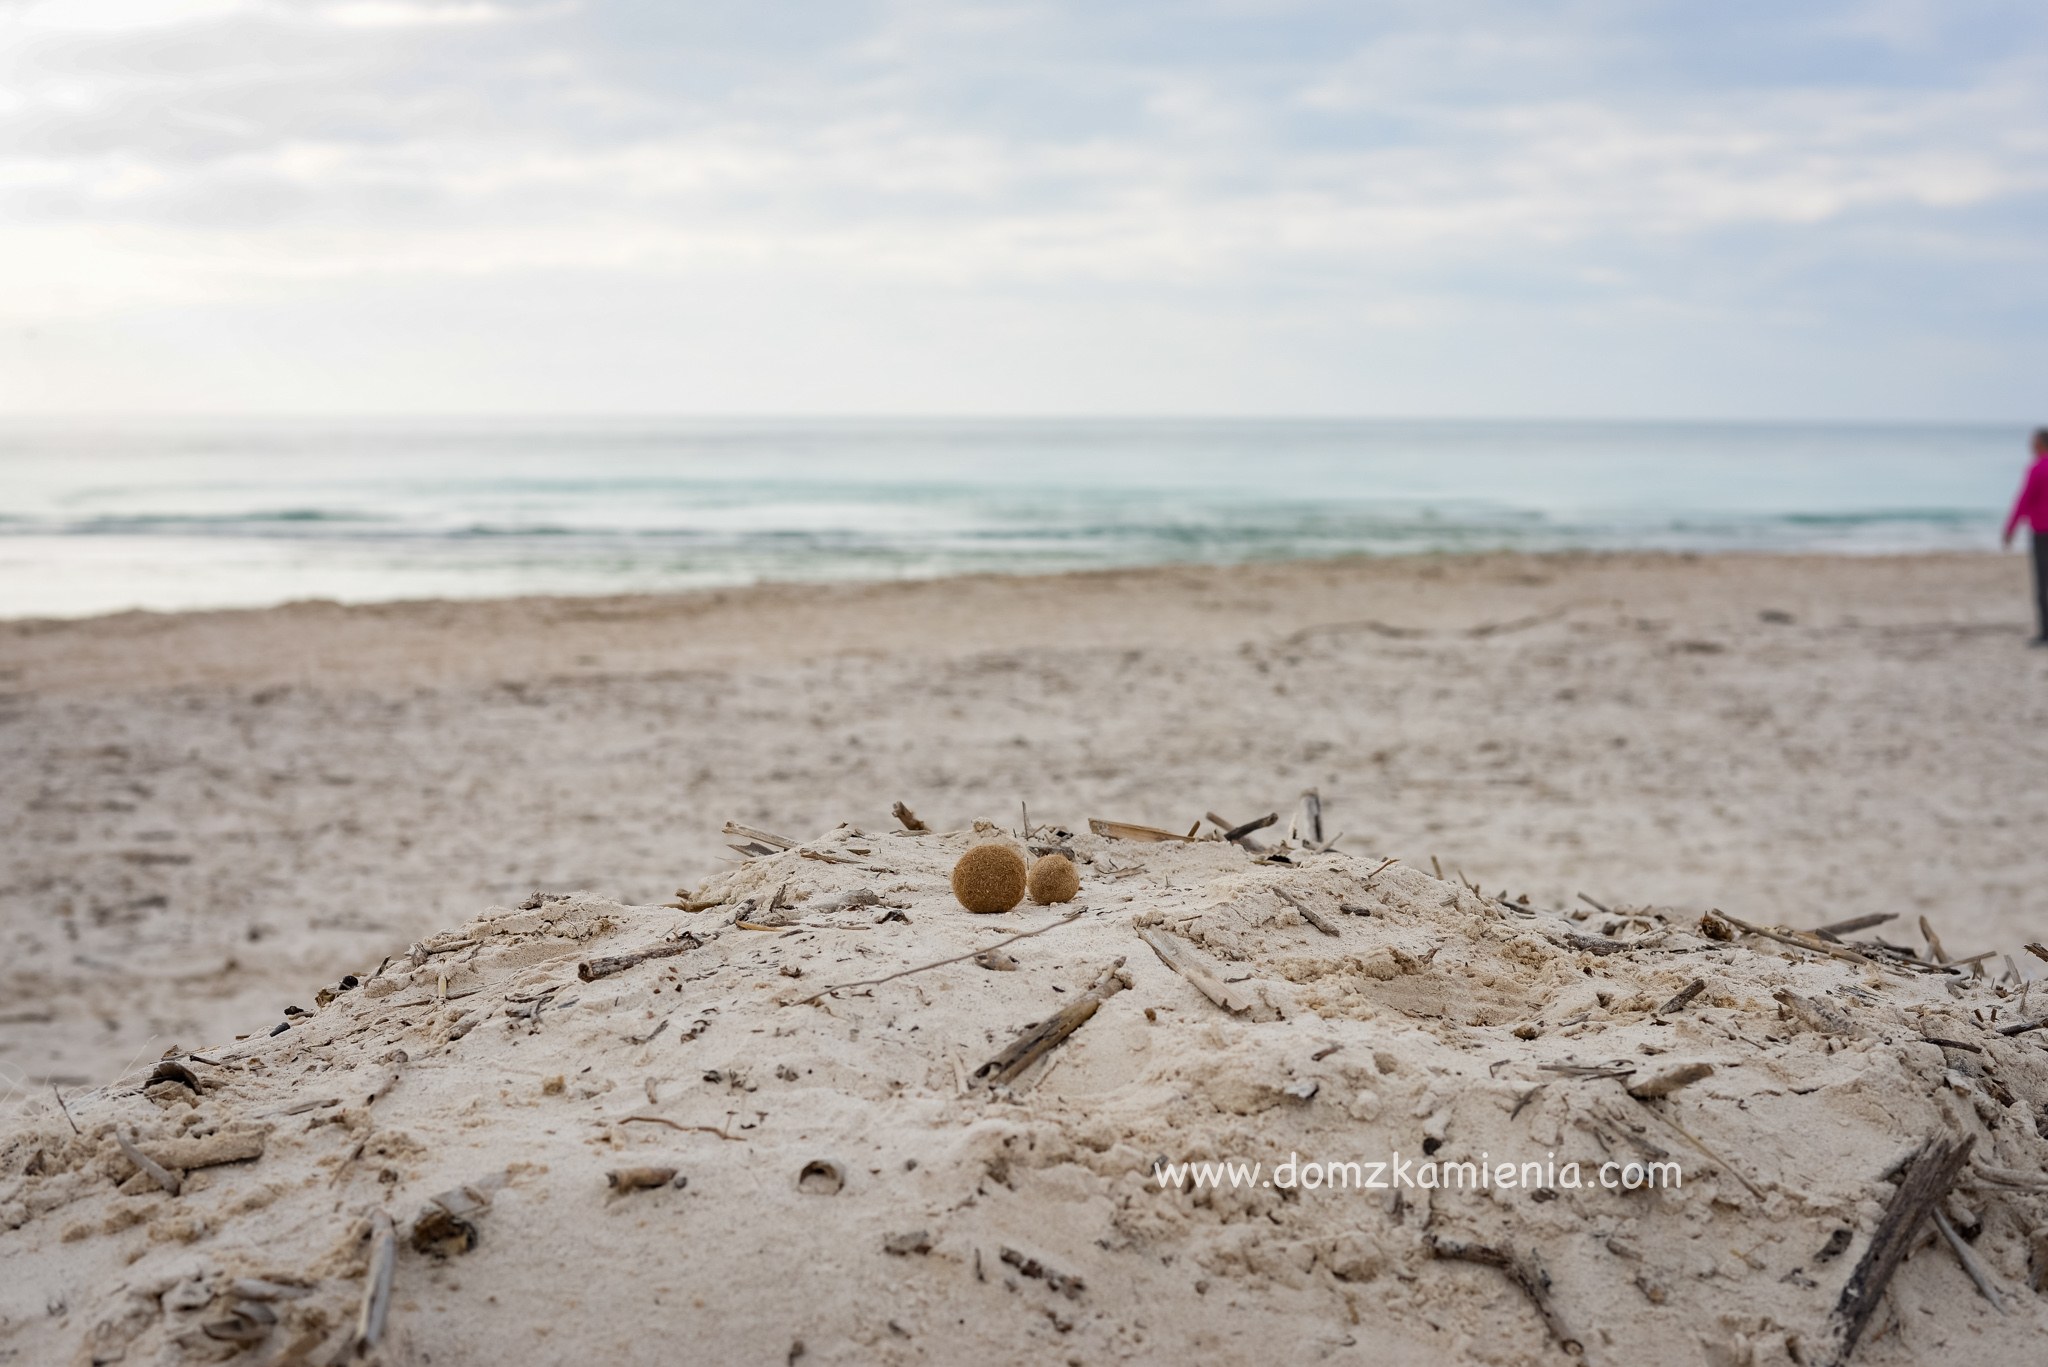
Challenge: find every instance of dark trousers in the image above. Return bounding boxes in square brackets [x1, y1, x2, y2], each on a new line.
[2036, 530, 2048, 641]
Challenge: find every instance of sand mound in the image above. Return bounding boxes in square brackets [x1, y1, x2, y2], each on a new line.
[4, 819, 2047, 1365]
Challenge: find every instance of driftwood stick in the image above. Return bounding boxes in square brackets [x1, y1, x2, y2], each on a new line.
[1089, 818, 1193, 843]
[1209, 812, 1278, 844]
[1931, 1208, 2005, 1314]
[1576, 891, 1612, 916]
[1811, 912, 1896, 940]
[722, 821, 797, 850]
[1830, 1133, 1974, 1362]
[974, 961, 1129, 1089]
[115, 1130, 181, 1196]
[793, 910, 1086, 1006]
[51, 1084, 79, 1136]
[1656, 979, 1707, 1015]
[1137, 927, 1259, 1014]
[578, 934, 702, 983]
[1706, 910, 1874, 967]
[355, 1209, 397, 1355]
[1271, 886, 1340, 936]
[1918, 915, 1950, 964]
[1298, 789, 1323, 844]
[891, 801, 928, 832]
[1427, 1236, 1578, 1353]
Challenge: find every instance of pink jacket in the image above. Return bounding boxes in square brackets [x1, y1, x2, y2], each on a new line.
[2007, 457, 2048, 540]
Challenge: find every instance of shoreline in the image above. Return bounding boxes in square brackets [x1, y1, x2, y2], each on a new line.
[3, 547, 2027, 695]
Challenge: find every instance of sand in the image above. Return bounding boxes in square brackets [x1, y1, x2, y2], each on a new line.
[3, 824, 2047, 1365]
[3, 550, 2048, 1363]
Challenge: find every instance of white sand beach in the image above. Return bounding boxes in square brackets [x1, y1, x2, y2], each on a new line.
[4, 550, 2048, 1365]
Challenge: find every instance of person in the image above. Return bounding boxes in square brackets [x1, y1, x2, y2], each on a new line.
[2004, 428, 2048, 645]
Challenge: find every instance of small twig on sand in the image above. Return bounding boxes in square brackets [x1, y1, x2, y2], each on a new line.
[1271, 885, 1340, 936]
[1137, 927, 1259, 1015]
[1427, 1236, 1579, 1354]
[579, 935, 703, 983]
[1811, 912, 1896, 941]
[1576, 892, 1612, 916]
[114, 1131, 181, 1196]
[355, 1210, 397, 1356]
[1918, 915, 1950, 965]
[892, 801, 928, 832]
[1931, 1208, 2005, 1314]
[974, 961, 1130, 1089]
[1830, 1134, 1974, 1363]
[1656, 979, 1707, 1016]
[1637, 1106, 1764, 1201]
[1704, 910, 1874, 968]
[723, 821, 797, 850]
[619, 1115, 745, 1142]
[51, 1084, 78, 1136]
[793, 910, 1087, 1006]
[1207, 812, 1278, 844]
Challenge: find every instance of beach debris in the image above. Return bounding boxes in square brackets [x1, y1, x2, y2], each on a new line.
[797, 1159, 845, 1195]
[1206, 811, 1279, 846]
[794, 909, 1085, 1005]
[1655, 979, 1707, 1016]
[1088, 818, 1194, 843]
[354, 1209, 397, 1356]
[1931, 1208, 2006, 1314]
[974, 950, 1021, 972]
[113, 1130, 181, 1196]
[144, 1059, 203, 1095]
[883, 1230, 933, 1256]
[578, 933, 702, 982]
[952, 844, 1028, 914]
[1919, 915, 1950, 964]
[50, 1084, 79, 1135]
[608, 1166, 682, 1193]
[620, 1114, 742, 1141]
[723, 821, 798, 857]
[1427, 1236, 1577, 1354]
[1774, 989, 1859, 1037]
[1703, 909, 1874, 968]
[1810, 913, 1895, 942]
[892, 801, 928, 832]
[1026, 853, 1081, 905]
[1830, 1134, 1975, 1361]
[1000, 1246, 1085, 1299]
[1626, 1062, 1714, 1099]
[200, 1298, 276, 1346]
[974, 960, 1130, 1089]
[114, 1128, 267, 1192]
[411, 1182, 493, 1257]
[1271, 886, 1340, 937]
[1137, 927, 1259, 1015]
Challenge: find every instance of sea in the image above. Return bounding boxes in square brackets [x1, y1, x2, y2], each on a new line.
[0, 418, 2032, 619]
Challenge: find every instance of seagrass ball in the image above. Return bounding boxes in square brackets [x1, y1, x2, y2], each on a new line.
[952, 844, 1028, 914]
[1027, 853, 1081, 905]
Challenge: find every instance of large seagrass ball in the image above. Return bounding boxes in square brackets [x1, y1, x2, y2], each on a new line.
[951, 844, 1028, 914]
[1026, 854, 1081, 905]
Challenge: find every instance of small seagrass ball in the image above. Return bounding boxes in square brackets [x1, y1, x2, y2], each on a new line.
[951, 843, 1028, 914]
[1026, 853, 1081, 905]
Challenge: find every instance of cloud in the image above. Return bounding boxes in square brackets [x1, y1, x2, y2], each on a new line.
[0, 0, 2045, 415]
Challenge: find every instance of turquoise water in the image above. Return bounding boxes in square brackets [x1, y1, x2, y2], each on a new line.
[0, 418, 2031, 618]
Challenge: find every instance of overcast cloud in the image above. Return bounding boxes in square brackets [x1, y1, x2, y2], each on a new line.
[2, 0, 2044, 416]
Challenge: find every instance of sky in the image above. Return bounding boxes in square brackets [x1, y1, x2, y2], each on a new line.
[1, 0, 2045, 419]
